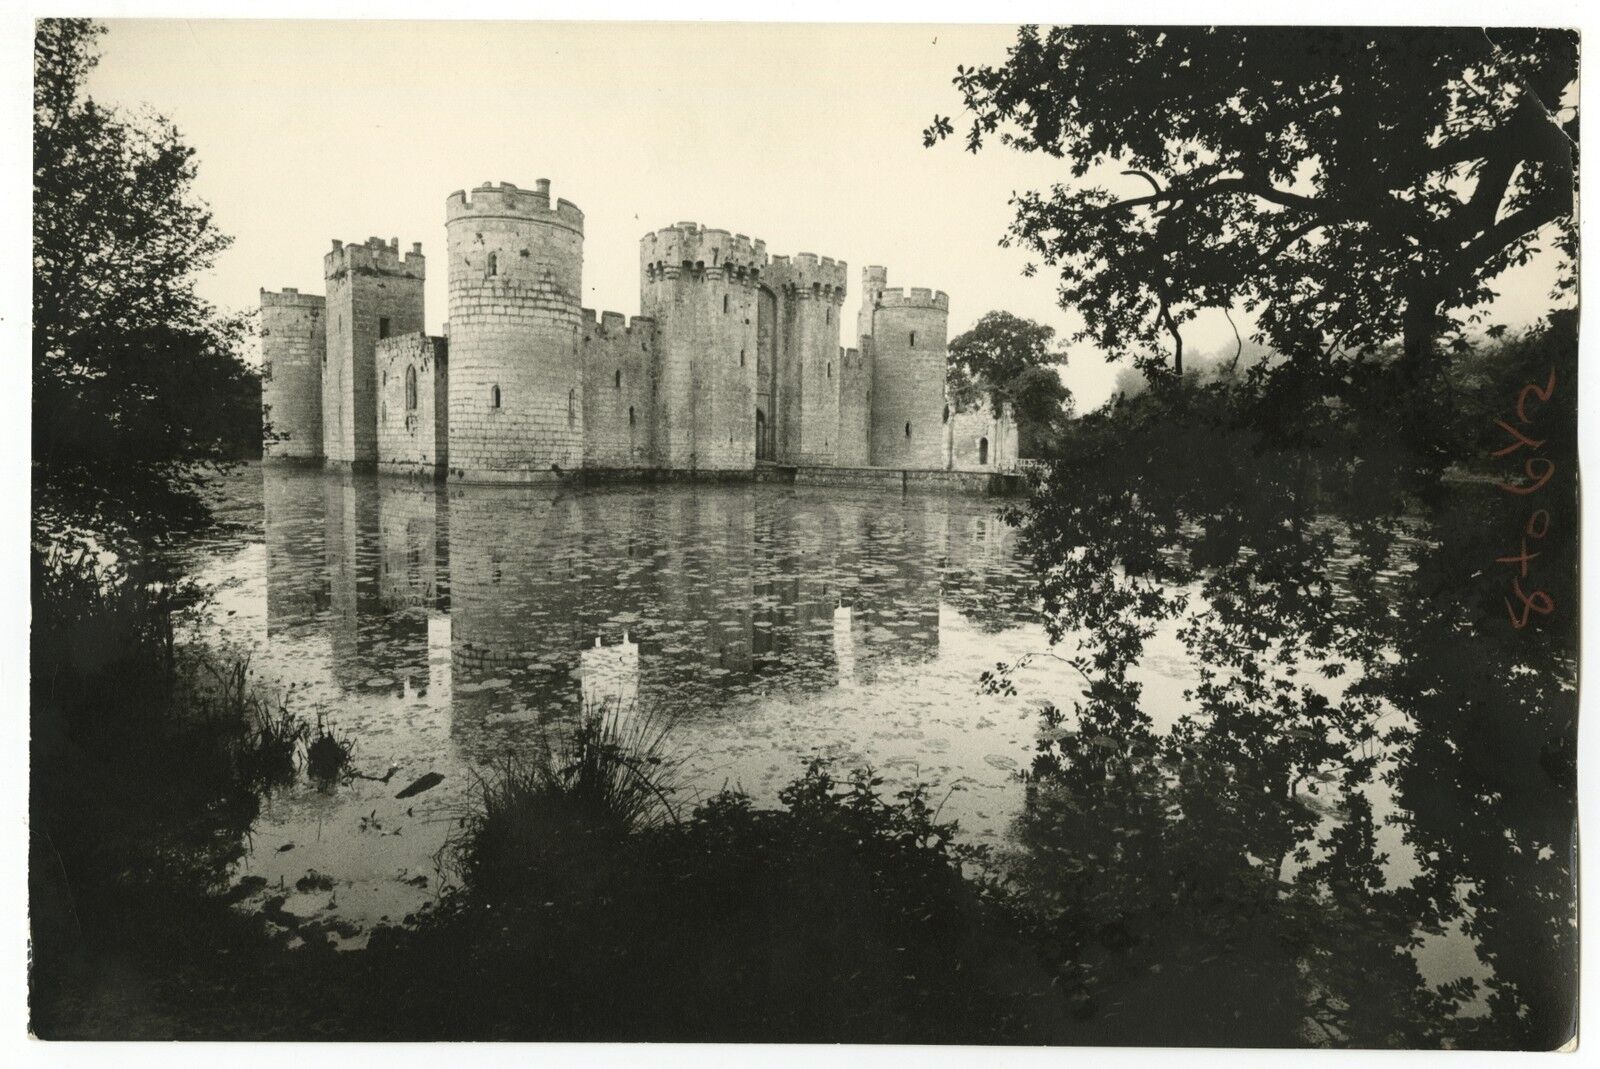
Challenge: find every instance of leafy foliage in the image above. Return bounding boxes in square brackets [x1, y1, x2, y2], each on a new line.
[927, 27, 1578, 381]
[947, 311, 1073, 456]
[34, 19, 260, 553]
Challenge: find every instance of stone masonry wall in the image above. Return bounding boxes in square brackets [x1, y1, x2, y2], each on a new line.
[864, 282, 949, 470]
[447, 181, 586, 482]
[376, 332, 448, 476]
[766, 253, 846, 466]
[641, 223, 765, 471]
[323, 237, 426, 467]
[582, 310, 657, 468]
[835, 342, 871, 467]
[260, 288, 325, 459]
[945, 400, 1018, 472]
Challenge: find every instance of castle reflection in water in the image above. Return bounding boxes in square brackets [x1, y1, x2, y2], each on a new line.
[262, 466, 1038, 762]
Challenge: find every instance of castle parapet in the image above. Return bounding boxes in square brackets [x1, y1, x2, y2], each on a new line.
[768, 251, 848, 302]
[581, 309, 658, 338]
[875, 286, 948, 311]
[640, 222, 768, 282]
[260, 287, 326, 309]
[325, 235, 426, 281]
[446, 180, 585, 234]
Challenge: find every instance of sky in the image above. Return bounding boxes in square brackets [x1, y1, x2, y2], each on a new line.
[86, 19, 1570, 410]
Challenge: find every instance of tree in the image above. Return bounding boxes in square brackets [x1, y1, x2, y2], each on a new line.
[947, 311, 1073, 457]
[34, 19, 258, 552]
[926, 27, 1578, 382]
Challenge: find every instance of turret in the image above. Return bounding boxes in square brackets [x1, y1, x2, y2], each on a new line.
[445, 180, 586, 481]
[323, 236, 425, 467]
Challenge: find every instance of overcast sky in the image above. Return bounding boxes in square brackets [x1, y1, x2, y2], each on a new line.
[88, 19, 1569, 409]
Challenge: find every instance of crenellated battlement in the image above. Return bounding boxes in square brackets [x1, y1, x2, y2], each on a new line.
[260, 287, 325, 308]
[641, 222, 767, 282]
[874, 286, 948, 311]
[446, 180, 585, 234]
[767, 251, 848, 302]
[581, 308, 657, 337]
[325, 236, 426, 280]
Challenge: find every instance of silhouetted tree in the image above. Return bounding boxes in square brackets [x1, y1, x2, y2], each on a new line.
[927, 27, 1577, 386]
[34, 19, 258, 552]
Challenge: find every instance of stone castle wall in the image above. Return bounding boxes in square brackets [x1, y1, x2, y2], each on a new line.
[260, 288, 325, 460]
[376, 332, 449, 476]
[263, 181, 1014, 487]
[446, 181, 586, 482]
[641, 223, 766, 471]
[835, 342, 871, 467]
[864, 280, 949, 469]
[581, 309, 657, 468]
[322, 237, 426, 467]
[946, 400, 1018, 472]
[765, 253, 846, 466]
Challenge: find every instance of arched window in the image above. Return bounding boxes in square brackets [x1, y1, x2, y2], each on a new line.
[487, 252, 498, 277]
[614, 368, 622, 389]
[568, 388, 577, 426]
[978, 437, 989, 465]
[405, 364, 418, 411]
[904, 422, 912, 439]
[491, 384, 501, 409]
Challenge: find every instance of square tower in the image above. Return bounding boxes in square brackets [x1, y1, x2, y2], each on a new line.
[322, 237, 426, 467]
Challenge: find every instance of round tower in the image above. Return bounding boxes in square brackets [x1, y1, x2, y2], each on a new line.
[866, 284, 949, 470]
[445, 180, 585, 481]
[640, 223, 767, 471]
[259, 288, 325, 460]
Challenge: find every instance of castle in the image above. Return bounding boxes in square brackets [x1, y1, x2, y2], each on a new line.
[260, 180, 1016, 482]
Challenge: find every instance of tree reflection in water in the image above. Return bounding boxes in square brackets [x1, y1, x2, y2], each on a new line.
[999, 314, 1577, 1048]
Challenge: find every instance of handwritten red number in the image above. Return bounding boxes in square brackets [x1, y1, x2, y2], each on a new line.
[1498, 457, 1555, 496]
[1505, 577, 1556, 629]
[1515, 368, 1557, 424]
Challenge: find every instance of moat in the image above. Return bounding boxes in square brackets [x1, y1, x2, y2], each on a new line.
[173, 464, 1484, 1002]
[182, 465, 1102, 940]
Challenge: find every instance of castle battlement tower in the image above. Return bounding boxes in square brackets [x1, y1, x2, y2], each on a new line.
[446, 180, 586, 481]
[764, 253, 847, 465]
[260, 287, 326, 460]
[860, 270, 948, 470]
[322, 237, 425, 467]
[640, 222, 768, 470]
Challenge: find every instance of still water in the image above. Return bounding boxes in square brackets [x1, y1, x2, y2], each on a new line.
[186, 465, 1163, 944]
[182, 465, 1481, 998]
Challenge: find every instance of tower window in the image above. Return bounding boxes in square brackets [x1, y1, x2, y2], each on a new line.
[491, 385, 501, 409]
[740, 349, 745, 367]
[827, 362, 832, 380]
[905, 422, 911, 439]
[943, 403, 950, 424]
[909, 331, 916, 348]
[614, 368, 622, 389]
[379, 317, 391, 339]
[826, 308, 831, 324]
[568, 388, 577, 426]
[628, 406, 636, 427]
[979, 437, 990, 465]
[487, 252, 498, 277]
[723, 294, 729, 313]
[405, 364, 418, 411]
